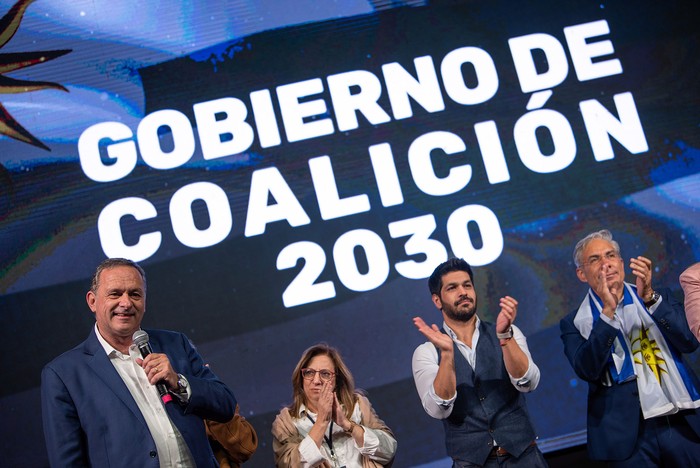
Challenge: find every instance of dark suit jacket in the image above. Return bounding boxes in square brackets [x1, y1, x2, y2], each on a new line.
[41, 327, 236, 467]
[560, 288, 700, 461]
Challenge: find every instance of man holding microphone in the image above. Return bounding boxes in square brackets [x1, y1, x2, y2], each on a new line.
[41, 258, 236, 467]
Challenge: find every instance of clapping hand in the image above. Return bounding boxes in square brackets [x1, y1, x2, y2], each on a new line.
[332, 393, 349, 429]
[630, 256, 654, 302]
[413, 316, 452, 353]
[496, 296, 518, 334]
[316, 380, 335, 423]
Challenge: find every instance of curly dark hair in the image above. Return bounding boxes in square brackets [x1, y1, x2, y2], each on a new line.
[428, 257, 473, 296]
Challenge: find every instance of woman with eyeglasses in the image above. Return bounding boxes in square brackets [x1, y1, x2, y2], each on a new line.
[271, 343, 397, 467]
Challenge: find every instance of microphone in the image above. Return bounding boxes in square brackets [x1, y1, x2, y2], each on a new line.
[132, 330, 173, 404]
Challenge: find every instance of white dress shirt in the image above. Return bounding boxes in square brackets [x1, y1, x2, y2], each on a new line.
[411, 317, 540, 420]
[95, 325, 194, 468]
[599, 295, 661, 329]
[292, 402, 396, 468]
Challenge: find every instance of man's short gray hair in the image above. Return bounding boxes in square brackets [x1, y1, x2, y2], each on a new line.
[91, 258, 147, 293]
[573, 229, 621, 267]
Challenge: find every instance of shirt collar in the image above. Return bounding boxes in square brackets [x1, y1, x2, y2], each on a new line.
[299, 403, 314, 417]
[94, 323, 138, 358]
[442, 316, 481, 342]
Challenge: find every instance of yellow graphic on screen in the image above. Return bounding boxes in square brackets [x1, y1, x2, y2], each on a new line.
[631, 326, 667, 383]
[0, 0, 71, 150]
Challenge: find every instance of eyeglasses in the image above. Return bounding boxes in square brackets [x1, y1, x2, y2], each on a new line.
[301, 368, 335, 381]
[581, 251, 621, 267]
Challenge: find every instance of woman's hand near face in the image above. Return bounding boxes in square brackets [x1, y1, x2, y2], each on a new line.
[307, 379, 334, 447]
[332, 393, 349, 428]
[333, 393, 365, 446]
[316, 380, 334, 422]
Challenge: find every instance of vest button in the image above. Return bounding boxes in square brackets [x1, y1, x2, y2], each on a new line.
[150, 451, 157, 458]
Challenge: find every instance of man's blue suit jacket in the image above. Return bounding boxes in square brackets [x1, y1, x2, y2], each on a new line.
[41, 327, 236, 467]
[560, 288, 700, 461]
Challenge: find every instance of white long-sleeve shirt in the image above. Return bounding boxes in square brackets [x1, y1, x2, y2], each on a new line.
[411, 317, 540, 420]
[293, 402, 397, 468]
[95, 325, 194, 468]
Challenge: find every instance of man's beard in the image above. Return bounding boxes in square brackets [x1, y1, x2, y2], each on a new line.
[443, 297, 477, 323]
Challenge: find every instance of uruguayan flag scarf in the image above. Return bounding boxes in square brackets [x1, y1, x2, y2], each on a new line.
[573, 282, 700, 419]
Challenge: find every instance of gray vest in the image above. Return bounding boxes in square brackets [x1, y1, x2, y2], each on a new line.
[440, 321, 536, 465]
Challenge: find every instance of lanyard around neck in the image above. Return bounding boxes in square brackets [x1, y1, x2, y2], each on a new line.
[305, 413, 336, 461]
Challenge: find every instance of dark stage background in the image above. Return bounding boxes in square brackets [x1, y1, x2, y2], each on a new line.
[0, 1, 698, 466]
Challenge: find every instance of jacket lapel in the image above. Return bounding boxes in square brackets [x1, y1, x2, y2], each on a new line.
[83, 328, 151, 430]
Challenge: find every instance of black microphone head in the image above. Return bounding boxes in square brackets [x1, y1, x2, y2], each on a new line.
[132, 330, 149, 347]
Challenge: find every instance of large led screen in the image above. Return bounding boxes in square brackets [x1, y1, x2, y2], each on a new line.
[1, 1, 698, 466]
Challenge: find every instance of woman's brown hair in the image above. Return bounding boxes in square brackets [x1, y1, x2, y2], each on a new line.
[288, 343, 358, 419]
